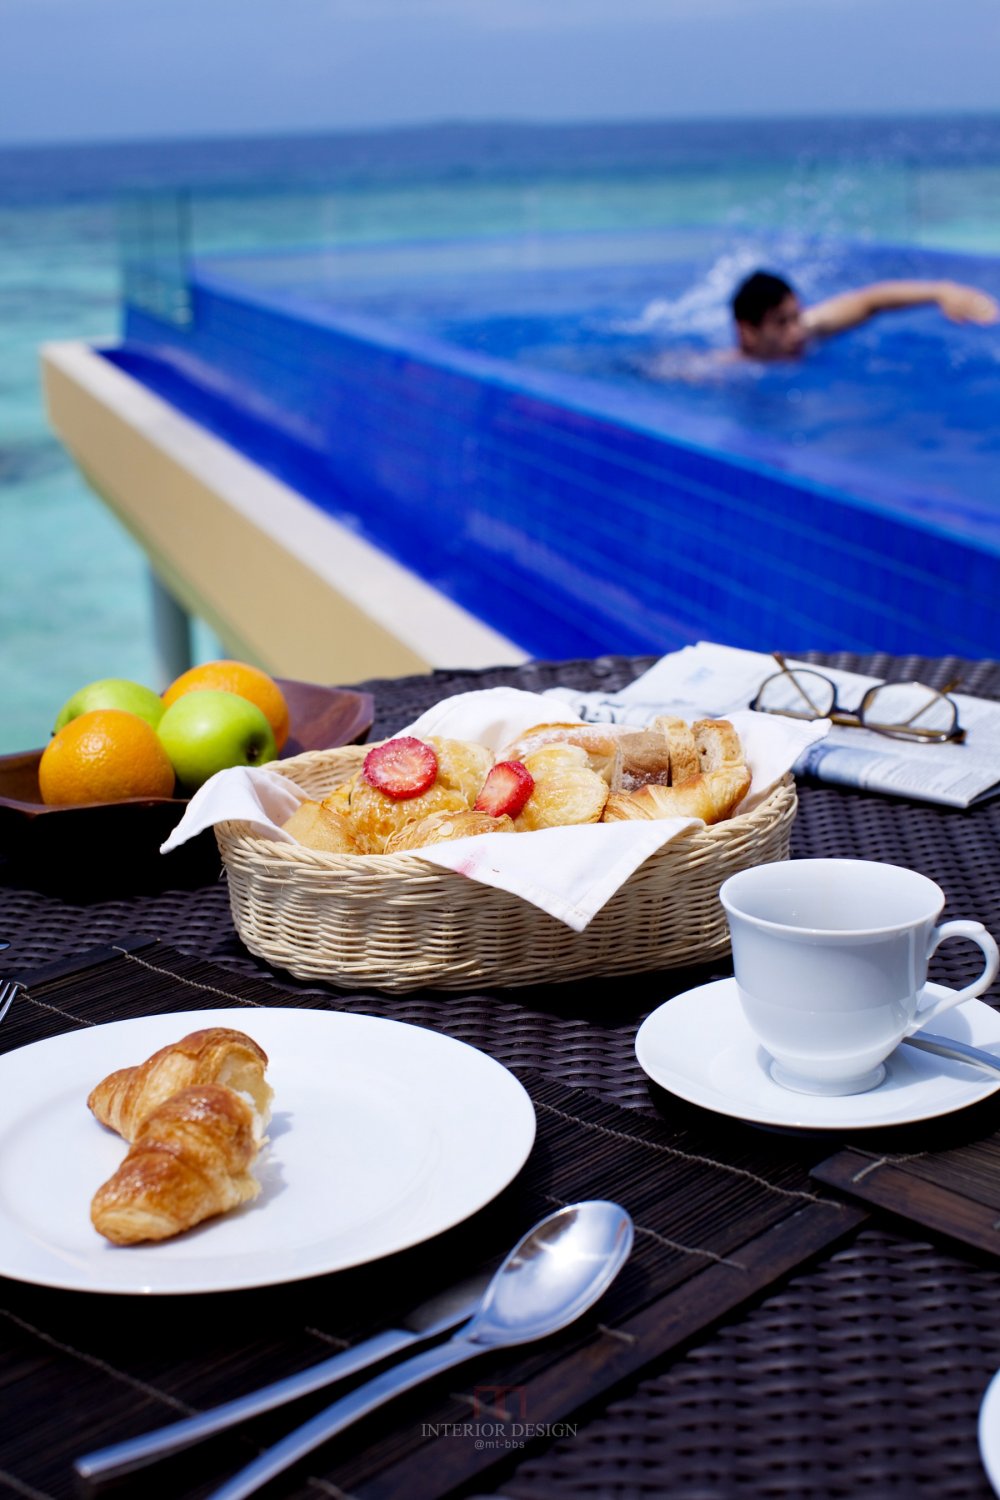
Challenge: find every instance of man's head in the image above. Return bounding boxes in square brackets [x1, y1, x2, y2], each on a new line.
[732, 270, 807, 359]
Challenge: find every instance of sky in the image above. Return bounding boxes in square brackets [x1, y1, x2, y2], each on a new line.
[0, 0, 998, 146]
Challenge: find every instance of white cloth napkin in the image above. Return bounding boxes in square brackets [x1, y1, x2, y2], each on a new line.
[161, 682, 827, 931]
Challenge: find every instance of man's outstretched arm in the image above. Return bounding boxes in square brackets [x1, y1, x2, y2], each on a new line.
[804, 280, 999, 336]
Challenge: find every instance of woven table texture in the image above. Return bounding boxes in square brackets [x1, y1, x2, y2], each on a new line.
[492, 1226, 1000, 1500]
[3, 652, 1000, 1500]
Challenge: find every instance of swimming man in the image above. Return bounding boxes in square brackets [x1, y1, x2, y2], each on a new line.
[732, 269, 999, 361]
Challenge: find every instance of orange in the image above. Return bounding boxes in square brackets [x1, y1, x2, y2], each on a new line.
[162, 660, 290, 751]
[39, 710, 177, 806]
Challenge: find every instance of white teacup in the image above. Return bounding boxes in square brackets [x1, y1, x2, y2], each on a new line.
[719, 859, 1000, 1096]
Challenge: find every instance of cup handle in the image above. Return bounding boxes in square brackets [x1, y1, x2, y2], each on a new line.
[907, 921, 1000, 1033]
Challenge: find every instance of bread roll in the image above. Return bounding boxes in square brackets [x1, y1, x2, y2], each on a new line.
[282, 800, 360, 854]
[609, 728, 672, 794]
[692, 718, 745, 772]
[91, 1084, 264, 1244]
[88, 1028, 273, 1143]
[651, 717, 700, 783]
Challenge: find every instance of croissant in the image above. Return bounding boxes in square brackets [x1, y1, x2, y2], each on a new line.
[91, 1084, 264, 1244]
[88, 1027, 273, 1143]
[603, 765, 751, 824]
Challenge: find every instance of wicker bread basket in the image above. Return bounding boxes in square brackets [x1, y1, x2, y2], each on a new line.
[216, 746, 797, 993]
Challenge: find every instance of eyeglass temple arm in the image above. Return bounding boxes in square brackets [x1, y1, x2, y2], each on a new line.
[770, 653, 827, 717]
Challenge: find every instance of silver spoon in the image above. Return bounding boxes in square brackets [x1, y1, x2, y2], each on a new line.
[902, 1031, 1000, 1077]
[205, 1199, 633, 1500]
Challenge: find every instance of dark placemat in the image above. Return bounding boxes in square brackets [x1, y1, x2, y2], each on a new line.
[0, 944, 864, 1500]
[812, 1134, 1000, 1262]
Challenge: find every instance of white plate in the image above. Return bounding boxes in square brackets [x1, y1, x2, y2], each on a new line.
[0, 1008, 535, 1295]
[979, 1367, 1000, 1496]
[635, 979, 1000, 1130]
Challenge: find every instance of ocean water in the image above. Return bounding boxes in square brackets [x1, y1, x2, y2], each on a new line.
[3, 115, 1000, 752]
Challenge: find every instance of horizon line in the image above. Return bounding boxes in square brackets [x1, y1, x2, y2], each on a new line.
[2, 106, 999, 156]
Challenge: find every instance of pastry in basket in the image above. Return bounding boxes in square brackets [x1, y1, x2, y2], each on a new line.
[499, 722, 632, 782]
[609, 727, 673, 794]
[515, 744, 609, 831]
[340, 736, 493, 853]
[88, 1027, 273, 1143]
[430, 736, 495, 801]
[91, 1083, 265, 1245]
[347, 777, 469, 853]
[652, 716, 702, 782]
[321, 780, 352, 816]
[282, 799, 361, 854]
[604, 718, 750, 825]
[384, 808, 516, 853]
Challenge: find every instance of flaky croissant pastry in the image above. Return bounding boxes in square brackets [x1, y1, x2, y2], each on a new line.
[515, 744, 609, 831]
[603, 716, 751, 824]
[603, 766, 752, 824]
[345, 779, 469, 854]
[91, 1084, 264, 1244]
[383, 809, 515, 853]
[338, 736, 495, 853]
[88, 1028, 273, 1143]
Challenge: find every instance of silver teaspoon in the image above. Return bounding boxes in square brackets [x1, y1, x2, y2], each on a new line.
[205, 1199, 634, 1500]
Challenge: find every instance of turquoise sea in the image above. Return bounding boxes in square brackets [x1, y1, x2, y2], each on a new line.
[3, 114, 1000, 752]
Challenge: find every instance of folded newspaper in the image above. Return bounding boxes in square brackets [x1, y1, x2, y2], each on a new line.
[547, 642, 1000, 809]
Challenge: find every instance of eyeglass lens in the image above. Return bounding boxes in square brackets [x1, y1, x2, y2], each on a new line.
[860, 682, 957, 737]
[754, 670, 836, 719]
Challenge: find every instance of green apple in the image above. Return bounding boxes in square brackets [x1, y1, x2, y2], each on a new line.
[157, 690, 278, 793]
[54, 678, 165, 734]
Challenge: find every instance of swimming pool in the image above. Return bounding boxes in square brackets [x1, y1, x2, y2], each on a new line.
[111, 225, 1000, 658]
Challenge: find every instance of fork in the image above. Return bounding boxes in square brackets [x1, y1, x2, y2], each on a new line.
[0, 979, 21, 1026]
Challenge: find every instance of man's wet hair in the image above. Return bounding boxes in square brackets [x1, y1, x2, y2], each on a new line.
[732, 271, 795, 327]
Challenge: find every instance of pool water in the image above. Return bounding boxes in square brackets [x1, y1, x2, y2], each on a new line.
[115, 224, 1000, 661]
[231, 228, 1000, 530]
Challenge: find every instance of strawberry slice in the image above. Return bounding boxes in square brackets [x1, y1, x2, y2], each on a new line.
[362, 737, 438, 800]
[474, 761, 535, 819]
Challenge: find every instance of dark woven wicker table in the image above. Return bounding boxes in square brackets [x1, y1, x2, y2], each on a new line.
[3, 651, 1000, 1500]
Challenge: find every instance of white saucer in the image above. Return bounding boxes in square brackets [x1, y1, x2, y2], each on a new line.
[635, 978, 1000, 1130]
[979, 1366, 1000, 1496]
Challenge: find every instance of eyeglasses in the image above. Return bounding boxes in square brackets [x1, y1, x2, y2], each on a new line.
[749, 655, 965, 744]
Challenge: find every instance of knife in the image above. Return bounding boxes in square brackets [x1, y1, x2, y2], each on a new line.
[74, 1272, 488, 1491]
[902, 1031, 1000, 1077]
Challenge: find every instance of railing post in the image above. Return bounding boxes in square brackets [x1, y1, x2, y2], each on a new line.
[148, 566, 192, 686]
